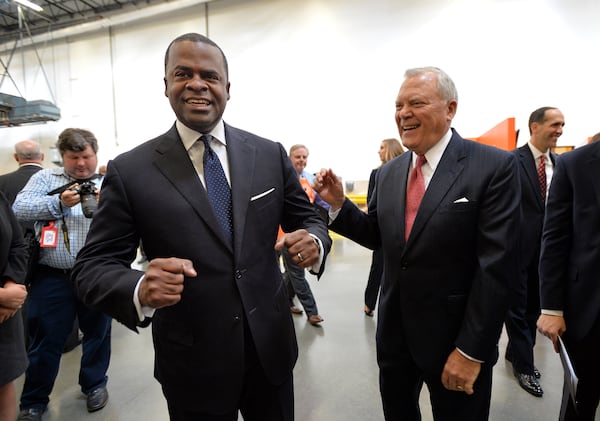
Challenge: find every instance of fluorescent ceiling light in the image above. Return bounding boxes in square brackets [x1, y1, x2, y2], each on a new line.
[13, 0, 44, 12]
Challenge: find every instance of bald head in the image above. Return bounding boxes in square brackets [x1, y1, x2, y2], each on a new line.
[14, 140, 44, 164]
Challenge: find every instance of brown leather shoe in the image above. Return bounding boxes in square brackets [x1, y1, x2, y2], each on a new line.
[308, 315, 323, 326]
[290, 306, 303, 315]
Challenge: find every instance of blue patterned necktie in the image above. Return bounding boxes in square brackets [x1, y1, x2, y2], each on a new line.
[201, 134, 233, 245]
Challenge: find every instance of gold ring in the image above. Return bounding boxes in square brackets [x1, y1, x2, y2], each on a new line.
[457, 385, 463, 390]
[297, 252, 304, 262]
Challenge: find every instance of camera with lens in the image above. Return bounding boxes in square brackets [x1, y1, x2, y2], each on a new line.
[72, 181, 98, 218]
[47, 178, 99, 219]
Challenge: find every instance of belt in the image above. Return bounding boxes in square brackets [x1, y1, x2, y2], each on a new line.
[37, 264, 72, 276]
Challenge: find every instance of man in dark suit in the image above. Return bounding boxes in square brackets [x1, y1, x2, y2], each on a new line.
[504, 107, 563, 397]
[315, 67, 520, 420]
[0, 140, 44, 204]
[537, 141, 600, 420]
[72, 33, 331, 421]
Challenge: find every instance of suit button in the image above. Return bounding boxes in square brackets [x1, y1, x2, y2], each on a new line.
[233, 315, 241, 322]
[401, 264, 408, 270]
[235, 270, 242, 279]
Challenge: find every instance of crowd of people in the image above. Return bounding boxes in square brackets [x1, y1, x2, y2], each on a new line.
[0, 33, 598, 421]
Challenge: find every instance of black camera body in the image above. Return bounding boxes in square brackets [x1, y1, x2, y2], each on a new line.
[71, 181, 97, 218]
[47, 177, 100, 219]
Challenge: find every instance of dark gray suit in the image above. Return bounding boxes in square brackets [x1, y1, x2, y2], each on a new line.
[330, 130, 520, 420]
[73, 123, 331, 416]
[0, 164, 43, 205]
[539, 141, 600, 420]
[504, 145, 556, 374]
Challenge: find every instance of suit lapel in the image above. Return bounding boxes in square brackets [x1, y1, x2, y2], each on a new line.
[588, 144, 600, 210]
[152, 125, 232, 251]
[225, 124, 256, 256]
[406, 135, 466, 246]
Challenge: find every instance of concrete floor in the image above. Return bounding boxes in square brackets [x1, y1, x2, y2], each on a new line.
[13, 236, 592, 420]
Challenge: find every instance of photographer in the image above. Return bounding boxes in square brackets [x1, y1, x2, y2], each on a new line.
[12, 128, 111, 421]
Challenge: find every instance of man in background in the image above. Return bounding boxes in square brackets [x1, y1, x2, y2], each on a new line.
[315, 67, 520, 420]
[0, 140, 44, 204]
[537, 140, 600, 420]
[13, 129, 111, 421]
[504, 107, 563, 397]
[282, 144, 327, 326]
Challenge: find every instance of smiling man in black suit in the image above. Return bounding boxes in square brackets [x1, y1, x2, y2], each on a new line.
[73, 33, 331, 421]
[315, 67, 520, 421]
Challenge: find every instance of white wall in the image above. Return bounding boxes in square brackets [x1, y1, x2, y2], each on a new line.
[1, 0, 598, 181]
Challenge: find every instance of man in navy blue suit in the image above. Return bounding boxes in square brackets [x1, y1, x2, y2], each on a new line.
[504, 106, 563, 397]
[315, 67, 520, 420]
[537, 140, 600, 420]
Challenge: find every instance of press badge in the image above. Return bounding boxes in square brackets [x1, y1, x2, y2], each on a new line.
[40, 221, 58, 248]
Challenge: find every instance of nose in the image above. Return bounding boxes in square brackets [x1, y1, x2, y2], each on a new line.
[186, 75, 208, 90]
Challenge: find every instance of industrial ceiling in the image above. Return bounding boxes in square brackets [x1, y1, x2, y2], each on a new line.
[0, 0, 210, 46]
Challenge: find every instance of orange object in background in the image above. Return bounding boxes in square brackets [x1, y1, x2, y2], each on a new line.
[468, 118, 517, 151]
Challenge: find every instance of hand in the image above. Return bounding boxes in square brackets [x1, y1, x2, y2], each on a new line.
[0, 280, 27, 310]
[441, 349, 481, 395]
[138, 258, 196, 309]
[0, 306, 18, 324]
[537, 314, 566, 352]
[274, 229, 320, 268]
[60, 186, 81, 207]
[313, 168, 345, 211]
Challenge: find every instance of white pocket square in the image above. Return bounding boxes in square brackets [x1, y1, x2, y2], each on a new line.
[250, 188, 275, 201]
[453, 197, 469, 203]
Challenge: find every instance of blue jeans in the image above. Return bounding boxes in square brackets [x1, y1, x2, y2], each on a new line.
[281, 247, 318, 317]
[20, 266, 111, 411]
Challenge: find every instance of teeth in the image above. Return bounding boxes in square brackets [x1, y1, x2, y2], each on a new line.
[187, 99, 209, 105]
[403, 125, 418, 130]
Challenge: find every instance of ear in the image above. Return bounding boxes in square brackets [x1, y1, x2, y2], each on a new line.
[164, 77, 168, 98]
[13, 153, 19, 162]
[226, 81, 231, 101]
[446, 99, 458, 122]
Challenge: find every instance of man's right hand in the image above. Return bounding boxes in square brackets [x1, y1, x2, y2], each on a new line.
[537, 314, 566, 353]
[139, 258, 196, 309]
[313, 168, 345, 211]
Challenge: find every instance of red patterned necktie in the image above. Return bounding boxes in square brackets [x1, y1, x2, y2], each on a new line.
[405, 155, 427, 241]
[538, 154, 546, 202]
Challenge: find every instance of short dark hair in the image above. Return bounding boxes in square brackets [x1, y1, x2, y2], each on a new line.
[57, 128, 99, 155]
[528, 107, 557, 135]
[164, 33, 229, 79]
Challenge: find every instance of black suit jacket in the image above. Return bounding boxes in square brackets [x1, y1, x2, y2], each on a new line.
[539, 141, 600, 342]
[331, 130, 520, 373]
[0, 164, 43, 205]
[513, 145, 556, 268]
[73, 123, 331, 413]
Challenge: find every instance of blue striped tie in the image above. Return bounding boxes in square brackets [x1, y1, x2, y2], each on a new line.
[201, 135, 233, 245]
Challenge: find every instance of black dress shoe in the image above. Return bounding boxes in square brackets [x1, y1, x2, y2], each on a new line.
[534, 367, 541, 379]
[17, 408, 43, 421]
[87, 387, 109, 412]
[513, 369, 543, 397]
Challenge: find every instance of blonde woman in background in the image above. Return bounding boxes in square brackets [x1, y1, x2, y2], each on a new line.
[364, 138, 404, 317]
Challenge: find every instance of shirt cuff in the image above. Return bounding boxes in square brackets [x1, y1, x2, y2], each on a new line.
[328, 207, 341, 224]
[133, 274, 156, 322]
[308, 234, 324, 272]
[457, 347, 484, 363]
[541, 309, 564, 317]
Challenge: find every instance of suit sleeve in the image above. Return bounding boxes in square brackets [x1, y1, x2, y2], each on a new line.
[456, 152, 521, 360]
[538, 156, 571, 311]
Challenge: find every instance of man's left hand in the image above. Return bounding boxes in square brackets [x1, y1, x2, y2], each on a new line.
[441, 348, 481, 395]
[275, 229, 319, 268]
